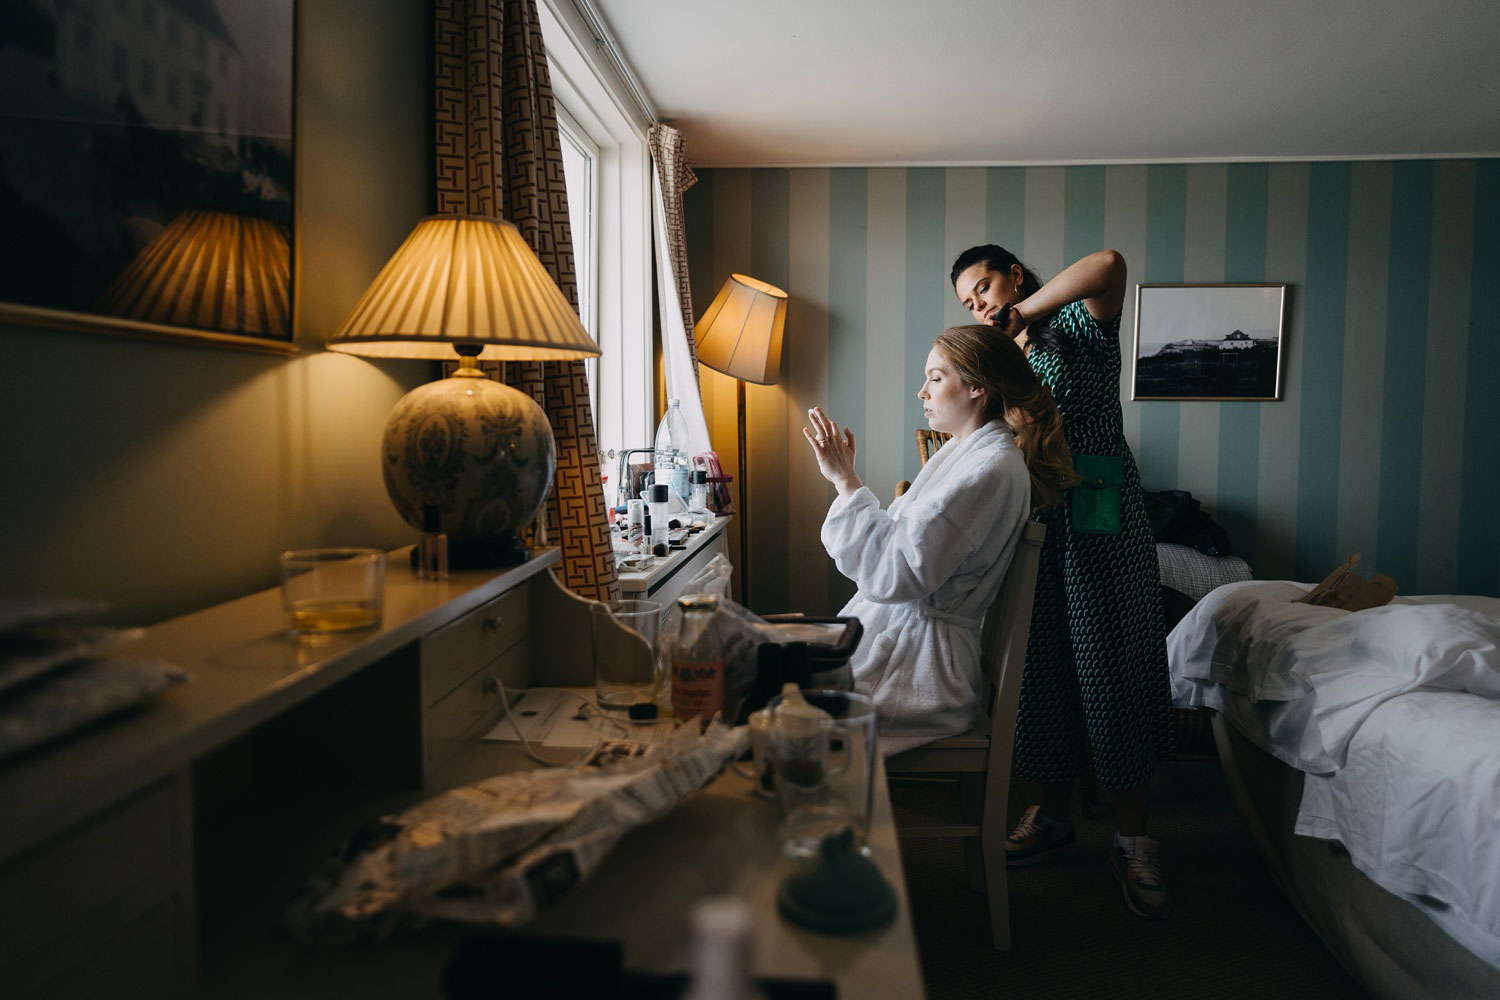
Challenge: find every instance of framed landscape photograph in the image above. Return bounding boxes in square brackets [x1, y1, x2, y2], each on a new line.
[0, 0, 296, 353]
[1131, 283, 1287, 401]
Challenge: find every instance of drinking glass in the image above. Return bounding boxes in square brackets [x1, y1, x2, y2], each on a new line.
[769, 689, 879, 858]
[591, 599, 662, 710]
[279, 548, 385, 637]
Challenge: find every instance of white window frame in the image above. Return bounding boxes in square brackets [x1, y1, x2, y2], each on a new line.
[553, 103, 599, 414]
[537, 0, 653, 467]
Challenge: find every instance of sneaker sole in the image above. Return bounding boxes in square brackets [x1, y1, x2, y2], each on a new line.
[1005, 830, 1076, 868]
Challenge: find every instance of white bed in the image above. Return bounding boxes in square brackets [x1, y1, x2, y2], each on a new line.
[1169, 581, 1500, 998]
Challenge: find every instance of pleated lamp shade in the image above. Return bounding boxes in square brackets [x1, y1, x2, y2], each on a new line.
[693, 273, 787, 385]
[326, 215, 599, 361]
[95, 209, 290, 336]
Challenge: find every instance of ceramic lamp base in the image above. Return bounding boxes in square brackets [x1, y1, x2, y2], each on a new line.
[382, 373, 556, 550]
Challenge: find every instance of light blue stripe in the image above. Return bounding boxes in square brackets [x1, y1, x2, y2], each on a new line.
[1296, 163, 1352, 579]
[905, 168, 946, 483]
[1063, 166, 1106, 265]
[985, 167, 1025, 257]
[827, 169, 868, 612]
[1219, 163, 1269, 566]
[750, 170, 790, 293]
[1376, 161, 1433, 587]
[1458, 160, 1500, 595]
[1139, 164, 1187, 490]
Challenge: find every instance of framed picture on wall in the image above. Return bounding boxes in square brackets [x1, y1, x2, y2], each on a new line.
[1130, 283, 1288, 401]
[0, 0, 297, 353]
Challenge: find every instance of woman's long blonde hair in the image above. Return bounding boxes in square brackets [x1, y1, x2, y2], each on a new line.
[933, 325, 1078, 510]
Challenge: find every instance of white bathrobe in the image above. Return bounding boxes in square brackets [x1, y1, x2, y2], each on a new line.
[822, 419, 1030, 755]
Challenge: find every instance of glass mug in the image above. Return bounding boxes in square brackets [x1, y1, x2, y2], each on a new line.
[765, 689, 879, 859]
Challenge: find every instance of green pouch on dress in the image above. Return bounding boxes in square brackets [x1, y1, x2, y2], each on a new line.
[1071, 448, 1123, 535]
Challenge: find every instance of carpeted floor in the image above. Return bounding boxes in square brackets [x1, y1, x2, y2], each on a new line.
[894, 760, 1369, 999]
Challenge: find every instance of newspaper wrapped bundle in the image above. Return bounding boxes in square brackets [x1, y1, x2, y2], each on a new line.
[287, 718, 747, 942]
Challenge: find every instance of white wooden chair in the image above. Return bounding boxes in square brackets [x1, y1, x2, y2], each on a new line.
[886, 519, 1045, 950]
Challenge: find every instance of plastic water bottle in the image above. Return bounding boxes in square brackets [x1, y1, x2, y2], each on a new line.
[654, 398, 690, 502]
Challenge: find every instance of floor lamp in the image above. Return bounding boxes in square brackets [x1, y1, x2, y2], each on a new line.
[693, 274, 787, 607]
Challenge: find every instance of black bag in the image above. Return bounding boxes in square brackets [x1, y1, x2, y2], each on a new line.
[1143, 489, 1232, 557]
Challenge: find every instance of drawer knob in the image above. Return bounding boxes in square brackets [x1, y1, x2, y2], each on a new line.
[483, 615, 505, 632]
[482, 676, 502, 696]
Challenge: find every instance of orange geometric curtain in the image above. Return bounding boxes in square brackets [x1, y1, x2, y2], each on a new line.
[433, 0, 618, 600]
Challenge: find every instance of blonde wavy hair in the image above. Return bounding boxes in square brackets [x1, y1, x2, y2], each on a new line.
[932, 325, 1079, 510]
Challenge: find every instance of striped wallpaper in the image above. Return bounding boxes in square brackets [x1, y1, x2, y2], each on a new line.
[683, 161, 1500, 617]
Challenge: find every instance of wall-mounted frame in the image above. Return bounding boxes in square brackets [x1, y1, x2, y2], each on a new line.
[1131, 283, 1287, 401]
[0, 0, 297, 354]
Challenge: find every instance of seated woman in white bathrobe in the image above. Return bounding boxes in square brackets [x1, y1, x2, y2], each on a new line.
[803, 325, 1074, 754]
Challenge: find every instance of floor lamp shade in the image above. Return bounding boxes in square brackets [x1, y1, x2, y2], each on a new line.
[693, 274, 787, 604]
[328, 216, 600, 558]
[693, 273, 787, 385]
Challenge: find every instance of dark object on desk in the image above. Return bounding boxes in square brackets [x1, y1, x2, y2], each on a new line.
[411, 534, 531, 569]
[737, 615, 863, 722]
[778, 828, 896, 935]
[1143, 489, 1232, 557]
[443, 929, 837, 999]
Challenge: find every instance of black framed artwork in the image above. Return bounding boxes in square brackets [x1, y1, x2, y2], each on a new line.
[0, 0, 296, 353]
[1130, 283, 1288, 401]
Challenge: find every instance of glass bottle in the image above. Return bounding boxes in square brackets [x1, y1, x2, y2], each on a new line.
[671, 595, 724, 721]
[654, 398, 690, 503]
[417, 504, 448, 580]
[681, 896, 765, 1000]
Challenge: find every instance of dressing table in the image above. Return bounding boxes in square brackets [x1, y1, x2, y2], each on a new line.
[0, 546, 923, 999]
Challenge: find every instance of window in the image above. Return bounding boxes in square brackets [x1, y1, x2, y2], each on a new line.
[555, 105, 598, 415]
[537, 0, 653, 466]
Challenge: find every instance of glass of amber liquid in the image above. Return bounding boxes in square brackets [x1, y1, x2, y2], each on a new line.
[279, 548, 385, 637]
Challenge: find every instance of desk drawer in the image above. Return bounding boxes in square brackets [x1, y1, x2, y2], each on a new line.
[0, 776, 182, 971]
[422, 585, 530, 704]
[426, 637, 531, 770]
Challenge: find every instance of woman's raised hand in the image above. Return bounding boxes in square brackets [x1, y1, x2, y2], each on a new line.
[803, 406, 862, 497]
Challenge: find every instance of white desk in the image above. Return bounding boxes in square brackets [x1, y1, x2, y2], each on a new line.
[0, 545, 924, 999]
[615, 514, 730, 608]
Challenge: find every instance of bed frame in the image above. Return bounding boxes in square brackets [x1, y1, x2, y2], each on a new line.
[1212, 714, 1500, 999]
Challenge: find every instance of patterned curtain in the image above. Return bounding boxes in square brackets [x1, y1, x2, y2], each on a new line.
[433, 0, 618, 601]
[648, 124, 700, 378]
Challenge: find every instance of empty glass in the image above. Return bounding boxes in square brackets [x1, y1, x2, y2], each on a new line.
[591, 599, 662, 710]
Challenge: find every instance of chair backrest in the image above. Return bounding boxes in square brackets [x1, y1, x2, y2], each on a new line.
[915, 429, 951, 466]
[976, 520, 1045, 733]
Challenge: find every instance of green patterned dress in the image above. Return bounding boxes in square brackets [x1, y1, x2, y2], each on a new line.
[1018, 300, 1175, 790]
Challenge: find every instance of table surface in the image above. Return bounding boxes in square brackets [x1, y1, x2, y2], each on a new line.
[203, 709, 926, 1000]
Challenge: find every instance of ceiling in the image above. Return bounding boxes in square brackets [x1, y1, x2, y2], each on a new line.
[590, 0, 1500, 167]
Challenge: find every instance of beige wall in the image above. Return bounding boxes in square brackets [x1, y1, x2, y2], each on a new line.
[0, 0, 433, 624]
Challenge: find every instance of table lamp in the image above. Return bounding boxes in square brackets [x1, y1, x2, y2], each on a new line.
[95, 208, 291, 336]
[693, 273, 787, 602]
[328, 215, 600, 565]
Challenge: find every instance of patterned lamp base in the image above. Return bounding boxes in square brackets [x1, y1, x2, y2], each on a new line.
[381, 373, 555, 564]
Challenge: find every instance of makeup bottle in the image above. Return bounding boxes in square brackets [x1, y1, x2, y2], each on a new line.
[689, 468, 710, 517]
[626, 499, 647, 557]
[649, 483, 671, 556]
[418, 504, 448, 580]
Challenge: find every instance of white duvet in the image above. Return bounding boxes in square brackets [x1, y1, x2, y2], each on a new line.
[1169, 582, 1500, 971]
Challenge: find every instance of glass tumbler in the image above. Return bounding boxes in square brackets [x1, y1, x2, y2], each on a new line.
[279, 548, 385, 636]
[591, 599, 662, 710]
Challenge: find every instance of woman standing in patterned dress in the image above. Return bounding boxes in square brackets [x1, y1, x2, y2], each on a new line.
[951, 244, 1176, 920]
